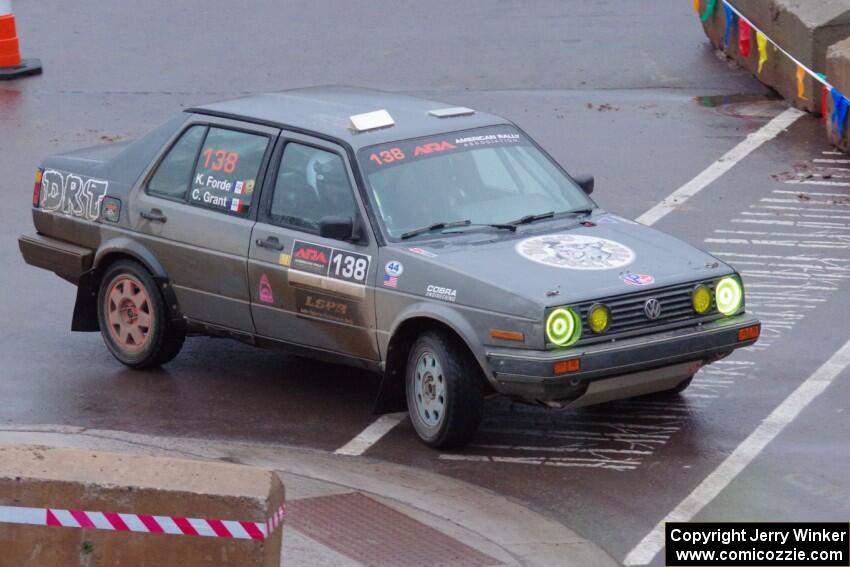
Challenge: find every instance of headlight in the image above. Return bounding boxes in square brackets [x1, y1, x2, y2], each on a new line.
[587, 303, 611, 334]
[715, 276, 743, 315]
[546, 308, 581, 346]
[692, 285, 712, 315]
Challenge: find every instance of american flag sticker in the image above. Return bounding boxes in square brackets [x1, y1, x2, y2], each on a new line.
[383, 275, 398, 288]
[230, 198, 242, 213]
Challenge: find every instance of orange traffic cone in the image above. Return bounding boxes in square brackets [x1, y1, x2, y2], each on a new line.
[0, 0, 41, 80]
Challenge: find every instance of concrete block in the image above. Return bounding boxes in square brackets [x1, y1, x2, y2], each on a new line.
[826, 37, 850, 151]
[0, 445, 285, 567]
[699, 0, 850, 113]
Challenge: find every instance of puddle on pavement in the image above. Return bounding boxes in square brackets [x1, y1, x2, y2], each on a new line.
[696, 92, 785, 119]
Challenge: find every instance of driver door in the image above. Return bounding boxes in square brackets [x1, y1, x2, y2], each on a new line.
[247, 133, 379, 361]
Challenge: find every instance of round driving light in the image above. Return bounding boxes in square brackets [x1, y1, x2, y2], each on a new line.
[692, 285, 712, 315]
[715, 277, 743, 316]
[587, 303, 611, 334]
[546, 308, 581, 347]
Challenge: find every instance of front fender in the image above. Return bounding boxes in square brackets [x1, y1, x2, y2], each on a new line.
[387, 301, 495, 385]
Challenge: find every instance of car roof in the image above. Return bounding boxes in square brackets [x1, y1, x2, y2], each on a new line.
[186, 86, 509, 151]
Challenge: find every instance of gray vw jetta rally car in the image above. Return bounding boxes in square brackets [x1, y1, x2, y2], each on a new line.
[19, 87, 761, 447]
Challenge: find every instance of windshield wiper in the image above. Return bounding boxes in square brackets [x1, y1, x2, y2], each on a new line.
[508, 211, 555, 225]
[401, 220, 472, 239]
[567, 207, 595, 216]
[401, 219, 516, 239]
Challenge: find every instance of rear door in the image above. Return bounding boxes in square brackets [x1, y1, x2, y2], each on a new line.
[247, 132, 380, 361]
[131, 117, 278, 332]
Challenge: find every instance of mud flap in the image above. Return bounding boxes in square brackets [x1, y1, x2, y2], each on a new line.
[373, 368, 406, 414]
[71, 271, 99, 332]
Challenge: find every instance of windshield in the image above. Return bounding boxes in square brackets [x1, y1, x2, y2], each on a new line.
[357, 125, 594, 240]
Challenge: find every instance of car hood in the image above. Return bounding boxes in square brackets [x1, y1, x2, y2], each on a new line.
[393, 213, 732, 309]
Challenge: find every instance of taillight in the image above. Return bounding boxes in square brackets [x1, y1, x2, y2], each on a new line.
[32, 168, 43, 207]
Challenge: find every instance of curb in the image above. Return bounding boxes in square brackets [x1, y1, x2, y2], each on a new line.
[0, 425, 618, 567]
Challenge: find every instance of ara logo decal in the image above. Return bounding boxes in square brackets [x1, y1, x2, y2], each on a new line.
[291, 241, 333, 275]
[258, 274, 274, 304]
[40, 170, 109, 221]
[622, 273, 655, 286]
[413, 141, 456, 156]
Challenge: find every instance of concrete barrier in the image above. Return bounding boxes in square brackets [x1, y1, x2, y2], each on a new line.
[0, 445, 284, 566]
[826, 37, 850, 151]
[699, 0, 850, 114]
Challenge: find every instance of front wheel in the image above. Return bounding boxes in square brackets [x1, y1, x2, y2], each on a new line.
[97, 260, 185, 369]
[405, 330, 484, 448]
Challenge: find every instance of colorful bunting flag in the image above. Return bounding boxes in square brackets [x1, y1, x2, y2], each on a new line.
[700, 0, 716, 23]
[796, 66, 808, 100]
[831, 89, 849, 139]
[818, 74, 829, 123]
[723, 5, 735, 48]
[756, 32, 768, 73]
[693, 0, 700, 14]
[738, 20, 751, 57]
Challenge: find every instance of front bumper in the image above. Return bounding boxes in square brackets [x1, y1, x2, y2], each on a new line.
[486, 314, 759, 403]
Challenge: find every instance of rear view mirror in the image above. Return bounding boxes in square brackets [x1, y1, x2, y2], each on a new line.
[319, 216, 355, 241]
[573, 174, 595, 195]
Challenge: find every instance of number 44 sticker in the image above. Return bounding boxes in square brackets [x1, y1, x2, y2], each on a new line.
[328, 249, 370, 284]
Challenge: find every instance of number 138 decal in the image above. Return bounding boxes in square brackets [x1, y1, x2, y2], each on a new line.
[329, 250, 370, 283]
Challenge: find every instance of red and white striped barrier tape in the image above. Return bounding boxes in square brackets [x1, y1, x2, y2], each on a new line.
[0, 502, 285, 540]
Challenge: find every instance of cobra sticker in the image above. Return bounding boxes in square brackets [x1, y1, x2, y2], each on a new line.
[40, 170, 109, 221]
[291, 240, 371, 284]
[516, 234, 635, 270]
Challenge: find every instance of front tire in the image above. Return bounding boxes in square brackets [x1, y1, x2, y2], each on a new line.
[97, 260, 185, 369]
[405, 330, 484, 448]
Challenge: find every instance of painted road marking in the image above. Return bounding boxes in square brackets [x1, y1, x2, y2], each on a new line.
[785, 179, 850, 187]
[623, 339, 850, 566]
[636, 108, 804, 226]
[334, 412, 407, 456]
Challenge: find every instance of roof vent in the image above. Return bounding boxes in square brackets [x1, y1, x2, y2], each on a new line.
[350, 109, 395, 133]
[429, 107, 475, 118]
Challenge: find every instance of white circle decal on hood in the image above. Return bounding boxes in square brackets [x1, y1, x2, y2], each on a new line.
[516, 234, 635, 270]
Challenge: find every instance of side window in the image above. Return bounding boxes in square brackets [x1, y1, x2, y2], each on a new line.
[189, 128, 269, 215]
[269, 143, 358, 232]
[147, 125, 206, 200]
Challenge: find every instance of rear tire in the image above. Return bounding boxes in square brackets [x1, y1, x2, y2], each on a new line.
[405, 330, 484, 448]
[97, 260, 185, 369]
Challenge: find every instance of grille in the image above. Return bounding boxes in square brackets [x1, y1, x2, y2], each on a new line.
[573, 278, 717, 344]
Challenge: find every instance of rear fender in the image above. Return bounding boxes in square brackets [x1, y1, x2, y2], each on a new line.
[71, 237, 182, 331]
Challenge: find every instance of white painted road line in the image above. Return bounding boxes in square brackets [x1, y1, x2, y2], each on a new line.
[334, 412, 407, 456]
[623, 338, 850, 566]
[785, 179, 850, 188]
[636, 108, 805, 226]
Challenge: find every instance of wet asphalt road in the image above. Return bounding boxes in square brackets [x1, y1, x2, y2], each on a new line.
[2, 2, 849, 565]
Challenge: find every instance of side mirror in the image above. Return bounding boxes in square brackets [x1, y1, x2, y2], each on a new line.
[573, 174, 594, 195]
[318, 215, 355, 241]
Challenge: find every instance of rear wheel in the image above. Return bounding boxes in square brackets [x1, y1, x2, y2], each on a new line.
[405, 330, 484, 448]
[97, 260, 184, 369]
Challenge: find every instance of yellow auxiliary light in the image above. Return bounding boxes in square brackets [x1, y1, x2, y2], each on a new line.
[587, 303, 611, 334]
[692, 285, 712, 315]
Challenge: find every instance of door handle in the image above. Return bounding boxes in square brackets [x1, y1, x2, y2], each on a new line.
[256, 236, 285, 251]
[140, 209, 167, 223]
